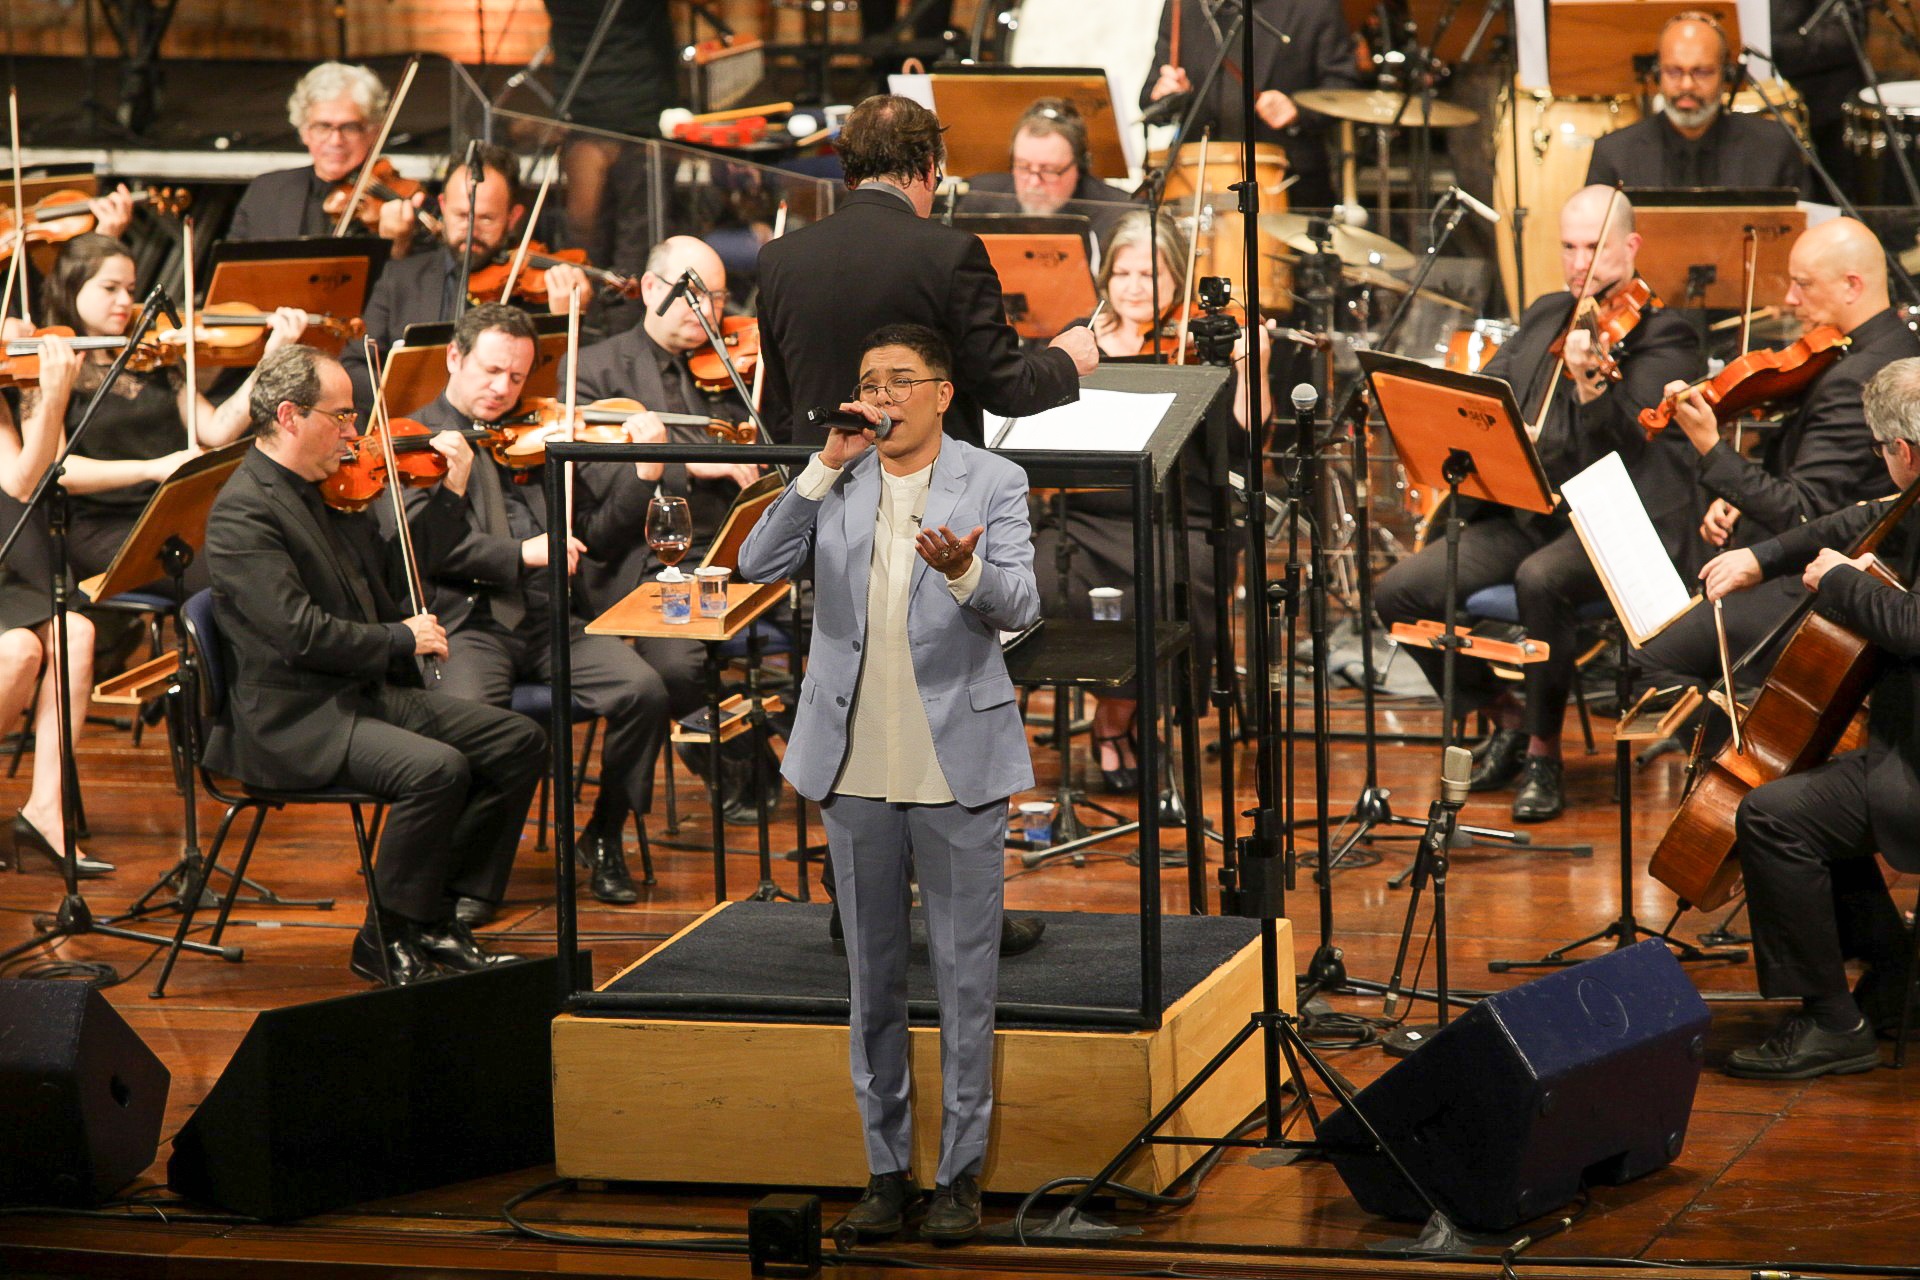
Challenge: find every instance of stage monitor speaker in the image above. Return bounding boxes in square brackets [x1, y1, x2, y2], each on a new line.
[0, 979, 171, 1207]
[169, 953, 584, 1221]
[1320, 939, 1710, 1233]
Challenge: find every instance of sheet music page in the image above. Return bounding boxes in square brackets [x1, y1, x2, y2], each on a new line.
[1561, 452, 1693, 643]
[990, 389, 1175, 451]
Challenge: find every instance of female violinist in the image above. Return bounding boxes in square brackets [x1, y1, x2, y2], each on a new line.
[0, 331, 111, 876]
[24, 233, 308, 586]
[1372, 185, 1703, 823]
[1037, 210, 1270, 791]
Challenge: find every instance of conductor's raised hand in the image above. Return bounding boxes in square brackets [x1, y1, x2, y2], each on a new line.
[1699, 548, 1761, 601]
[820, 400, 883, 470]
[405, 612, 449, 659]
[916, 523, 983, 580]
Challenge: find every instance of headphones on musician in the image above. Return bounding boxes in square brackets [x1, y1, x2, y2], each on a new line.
[1659, 9, 1741, 96]
[1013, 97, 1093, 178]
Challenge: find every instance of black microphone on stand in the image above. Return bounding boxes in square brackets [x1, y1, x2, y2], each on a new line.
[151, 286, 181, 329]
[465, 137, 484, 186]
[1138, 92, 1192, 127]
[654, 269, 698, 317]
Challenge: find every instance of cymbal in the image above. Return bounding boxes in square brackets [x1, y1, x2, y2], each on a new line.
[1294, 88, 1480, 129]
[1342, 263, 1476, 310]
[1263, 214, 1416, 271]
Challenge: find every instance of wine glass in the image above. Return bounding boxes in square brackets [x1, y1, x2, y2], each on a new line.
[647, 494, 693, 578]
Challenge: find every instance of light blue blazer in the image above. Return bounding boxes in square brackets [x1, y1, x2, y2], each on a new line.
[737, 437, 1042, 807]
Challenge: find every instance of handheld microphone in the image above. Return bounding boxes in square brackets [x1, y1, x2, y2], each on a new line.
[654, 270, 695, 317]
[1448, 184, 1501, 225]
[1138, 92, 1191, 126]
[807, 405, 891, 440]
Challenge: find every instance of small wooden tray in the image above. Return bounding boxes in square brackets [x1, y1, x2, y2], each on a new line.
[587, 579, 787, 642]
[93, 650, 179, 705]
[670, 692, 788, 747]
[1390, 620, 1552, 666]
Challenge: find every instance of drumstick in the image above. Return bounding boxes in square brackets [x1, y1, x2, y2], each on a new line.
[1169, 0, 1182, 77]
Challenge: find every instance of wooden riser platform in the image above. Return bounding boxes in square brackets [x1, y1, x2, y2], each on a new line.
[553, 904, 1292, 1193]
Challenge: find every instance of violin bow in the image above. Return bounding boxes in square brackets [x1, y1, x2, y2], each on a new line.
[1735, 228, 1761, 452]
[1171, 132, 1207, 364]
[1169, 0, 1181, 78]
[749, 200, 786, 413]
[7, 86, 29, 327]
[180, 215, 200, 453]
[1712, 598, 1744, 755]
[363, 335, 437, 682]
[332, 55, 420, 239]
[1530, 184, 1622, 436]
[496, 154, 558, 305]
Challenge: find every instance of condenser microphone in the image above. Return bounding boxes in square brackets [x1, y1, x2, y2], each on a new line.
[654, 270, 696, 317]
[1449, 185, 1501, 225]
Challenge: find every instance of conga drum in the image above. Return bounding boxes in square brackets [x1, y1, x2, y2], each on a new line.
[1153, 141, 1294, 314]
[1843, 81, 1920, 206]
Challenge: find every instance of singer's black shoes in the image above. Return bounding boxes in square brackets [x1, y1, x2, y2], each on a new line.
[921, 1173, 982, 1242]
[844, 1171, 920, 1238]
[1511, 756, 1564, 822]
[1467, 729, 1527, 792]
[1724, 1013, 1879, 1079]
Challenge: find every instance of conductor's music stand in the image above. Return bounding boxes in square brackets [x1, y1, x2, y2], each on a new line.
[93, 443, 334, 926]
[1358, 350, 1555, 1051]
[950, 213, 1098, 340]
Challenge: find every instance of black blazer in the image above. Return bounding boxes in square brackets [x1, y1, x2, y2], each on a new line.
[201, 446, 465, 789]
[558, 327, 741, 614]
[1750, 494, 1920, 870]
[1138, 0, 1360, 173]
[341, 245, 462, 410]
[1479, 291, 1705, 567]
[755, 187, 1081, 447]
[1699, 308, 1920, 549]
[1585, 112, 1806, 194]
[227, 165, 333, 241]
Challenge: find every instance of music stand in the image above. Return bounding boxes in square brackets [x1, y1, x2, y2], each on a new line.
[950, 213, 1098, 340]
[1358, 350, 1554, 1049]
[888, 68, 1129, 178]
[93, 444, 333, 926]
[206, 237, 391, 319]
[385, 316, 570, 416]
[1546, 0, 1740, 98]
[1629, 203, 1805, 310]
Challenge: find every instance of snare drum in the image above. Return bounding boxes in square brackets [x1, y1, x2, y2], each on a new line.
[1844, 80, 1920, 205]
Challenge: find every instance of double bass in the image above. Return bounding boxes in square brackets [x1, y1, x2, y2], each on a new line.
[1648, 477, 1920, 909]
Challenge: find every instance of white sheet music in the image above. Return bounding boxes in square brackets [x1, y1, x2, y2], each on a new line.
[990, 389, 1176, 452]
[1561, 452, 1697, 646]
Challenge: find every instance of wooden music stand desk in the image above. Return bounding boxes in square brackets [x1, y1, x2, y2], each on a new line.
[1359, 351, 1555, 516]
[892, 69, 1128, 179]
[1631, 205, 1805, 310]
[1547, 0, 1739, 97]
[206, 237, 390, 320]
[952, 213, 1098, 340]
[385, 317, 570, 417]
[79, 441, 249, 604]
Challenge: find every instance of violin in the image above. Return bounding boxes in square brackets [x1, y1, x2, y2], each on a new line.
[687, 316, 759, 391]
[1, 187, 190, 261]
[0, 327, 165, 387]
[485, 397, 755, 474]
[323, 158, 443, 240]
[1637, 324, 1850, 435]
[466, 240, 642, 306]
[321, 417, 481, 512]
[154, 302, 366, 365]
[1548, 276, 1657, 383]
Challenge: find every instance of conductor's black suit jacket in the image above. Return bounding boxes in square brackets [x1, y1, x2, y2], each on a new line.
[1750, 494, 1920, 871]
[201, 446, 467, 790]
[755, 187, 1081, 446]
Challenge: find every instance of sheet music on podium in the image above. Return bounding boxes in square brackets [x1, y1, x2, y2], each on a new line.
[1561, 451, 1700, 647]
[989, 389, 1176, 451]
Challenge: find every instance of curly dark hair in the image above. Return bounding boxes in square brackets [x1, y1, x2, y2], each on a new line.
[837, 94, 946, 189]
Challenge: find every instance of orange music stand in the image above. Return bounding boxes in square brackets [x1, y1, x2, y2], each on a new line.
[1630, 204, 1804, 309]
[1547, 0, 1739, 98]
[384, 317, 570, 417]
[206, 237, 390, 320]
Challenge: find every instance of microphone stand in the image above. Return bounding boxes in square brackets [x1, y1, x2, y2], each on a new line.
[674, 272, 777, 472]
[0, 286, 238, 971]
[1796, 0, 1920, 208]
[453, 144, 483, 328]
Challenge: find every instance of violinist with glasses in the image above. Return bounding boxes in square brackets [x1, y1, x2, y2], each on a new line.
[1373, 186, 1702, 822]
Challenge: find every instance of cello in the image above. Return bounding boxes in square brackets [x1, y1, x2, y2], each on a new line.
[1648, 476, 1920, 909]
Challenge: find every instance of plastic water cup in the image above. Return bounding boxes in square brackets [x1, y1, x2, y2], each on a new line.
[1089, 587, 1124, 622]
[696, 565, 730, 618]
[1018, 801, 1056, 848]
[659, 570, 692, 624]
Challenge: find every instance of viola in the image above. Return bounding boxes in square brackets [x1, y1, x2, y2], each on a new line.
[1638, 324, 1850, 435]
[154, 303, 366, 365]
[687, 316, 760, 391]
[1549, 276, 1657, 383]
[323, 158, 443, 240]
[466, 240, 642, 306]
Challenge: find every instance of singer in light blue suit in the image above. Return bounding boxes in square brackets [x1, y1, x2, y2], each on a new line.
[737, 324, 1041, 1240]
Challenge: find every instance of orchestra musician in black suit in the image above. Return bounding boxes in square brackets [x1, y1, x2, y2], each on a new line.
[227, 62, 422, 250]
[1638, 216, 1920, 696]
[1692, 356, 1920, 1080]
[755, 94, 1096, 447]
[202, 344, 544, 986]
[1141, 0, 1362, 210]
[1373, 187, 1704, 822]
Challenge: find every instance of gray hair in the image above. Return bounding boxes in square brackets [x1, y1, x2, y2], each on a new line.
[287, 62, 389, 131]
[249, 345, 332, 437]
[1095, 209, 1190, 303]
[1864, 356, 1920, 447]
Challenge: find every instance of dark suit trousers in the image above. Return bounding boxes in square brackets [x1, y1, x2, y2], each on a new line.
[1374, 516, 1601, 737]
[438, 622, 672, 822]
[336, 685, 546, 920]
[1634, 575, 1804, 693]
[1735, 751, 1909, 999]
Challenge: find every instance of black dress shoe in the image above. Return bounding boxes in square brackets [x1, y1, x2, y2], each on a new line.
[1725, 1013, 1880, 1079]
[350, 918, 441, 987]
[453, 896, 496, 928]
[1854, 963, 1920, 1040]
[921, 1172, 981, 1242]
[1511, 755, 1565, 823]
[578, 821, 639, 905]
[1467, 729, 1528, 792]
[844, 1171, 920, 1238]
[1000, 916, 1046, 956]
[10, 814, 114, 877]
[415, 919, 524, 972]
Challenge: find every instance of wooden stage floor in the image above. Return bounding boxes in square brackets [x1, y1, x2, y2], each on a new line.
[1, 674, 1916, 1279]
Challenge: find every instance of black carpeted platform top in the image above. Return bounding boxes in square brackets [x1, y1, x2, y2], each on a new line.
[595, 902, 1260, 1032]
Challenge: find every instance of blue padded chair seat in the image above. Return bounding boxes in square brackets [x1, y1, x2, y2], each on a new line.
[508, 682, 594, 723]
[90, 589, 176, 612]
[1465, 584, 1612, 625]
